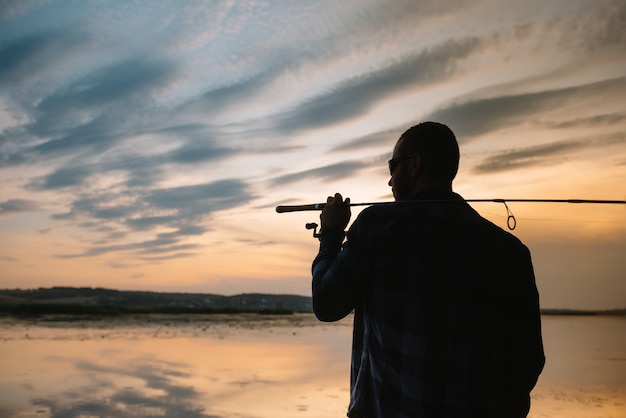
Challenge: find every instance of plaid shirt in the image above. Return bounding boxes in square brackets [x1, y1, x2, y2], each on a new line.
[312, 190, 544, 418]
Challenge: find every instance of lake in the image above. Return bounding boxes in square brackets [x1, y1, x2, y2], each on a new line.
[1, 314, 624, 417]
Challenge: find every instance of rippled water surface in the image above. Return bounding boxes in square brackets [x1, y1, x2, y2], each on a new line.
[1, 314, 624, 417]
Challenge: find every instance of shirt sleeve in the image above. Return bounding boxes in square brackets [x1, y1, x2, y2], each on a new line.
[311, 217, 369, 322]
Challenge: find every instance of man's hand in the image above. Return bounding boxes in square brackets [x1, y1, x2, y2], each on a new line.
[320, 193, 351, 232]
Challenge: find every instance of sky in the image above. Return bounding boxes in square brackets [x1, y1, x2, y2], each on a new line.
[0, 0, 624, 310]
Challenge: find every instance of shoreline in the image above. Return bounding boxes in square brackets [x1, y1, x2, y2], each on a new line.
[1, 307, 625, 320]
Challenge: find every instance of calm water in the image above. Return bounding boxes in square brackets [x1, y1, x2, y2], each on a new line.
[0, 314, 624, 418]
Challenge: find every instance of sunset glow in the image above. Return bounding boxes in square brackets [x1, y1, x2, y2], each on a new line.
[0, 0, 624, 309]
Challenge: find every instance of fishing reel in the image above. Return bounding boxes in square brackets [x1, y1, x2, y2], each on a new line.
[305, 223, 321, 239]
[305, 222, 348, 239]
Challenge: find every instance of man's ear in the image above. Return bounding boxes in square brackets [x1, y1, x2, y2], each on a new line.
[410, 153, 422, 177]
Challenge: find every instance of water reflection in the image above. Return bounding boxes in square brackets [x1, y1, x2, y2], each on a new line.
[0, 314, 352, 418]
[3, 345, 220, 417]
[1, 314, 625, 418]
[32, 358, 212, 417]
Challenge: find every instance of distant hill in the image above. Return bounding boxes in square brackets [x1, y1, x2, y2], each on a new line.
[0, 287, 312, 315]
[0, 287, 623, 317]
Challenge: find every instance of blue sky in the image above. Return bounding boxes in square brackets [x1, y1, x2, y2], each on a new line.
[1, 0, 625, 309]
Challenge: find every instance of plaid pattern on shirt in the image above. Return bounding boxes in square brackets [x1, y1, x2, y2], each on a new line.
[312, 190, 544, 418]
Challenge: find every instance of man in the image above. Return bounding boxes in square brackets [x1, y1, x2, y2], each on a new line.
[312, 122, 544, 417]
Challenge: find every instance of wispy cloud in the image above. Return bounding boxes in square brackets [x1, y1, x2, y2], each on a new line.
[329, 128, 404, 153]
[0, 199, 38, 215]
[52, 179, 252, 259]
[539, 113, 626, 130]
[63, 179, 252, 227]
[29, 165, 93, 190]
[271, 161, 369, 187]
[426, 77, 626, 140]
[473, 132, 626, 173]
[0, 27, 91, 87]
[145, 180, 252, 214]
[26, 58, 179, 156]
[270, 37, 483, 135]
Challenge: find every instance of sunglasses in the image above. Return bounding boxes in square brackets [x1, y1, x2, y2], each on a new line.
[387, 154, 417, 175]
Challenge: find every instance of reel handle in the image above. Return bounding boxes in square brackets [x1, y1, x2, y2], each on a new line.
[305, 223, 321, 239]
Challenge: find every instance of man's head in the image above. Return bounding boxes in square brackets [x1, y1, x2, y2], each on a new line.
[388, 121, 459, 200]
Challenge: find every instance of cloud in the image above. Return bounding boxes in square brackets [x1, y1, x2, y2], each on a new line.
[53, 196, 134, 222]
[329, 127, 404, 153]
[426, 77, 626, 140]
[473, 141, 586, 174]
[270, 161, 368, 186]
[137, 252, 198, 262]
[165, 137, 237, 165]
[581, 2, 626, 50]
[27, 133, 240, 191]
[539, 113, 626, 130]
[145, 179, 252, 215]
[29, 165, 94, 190]
[53, 179, 253, 258]
[57, 240, 201, 259]
[181, 69, 280, 119]
[26, 57, 179, 157]
[37, 56, 176, 113]
[0, 199, 38, 215]
[473, 132, 626, 174]
[0, 38, 187, 168]
[271, 37, 483, 135]
[1, 8, 485, 178]
[0, 27, 90, 87]
[125, 215, 180, 231]
[0, 0, 50, 20]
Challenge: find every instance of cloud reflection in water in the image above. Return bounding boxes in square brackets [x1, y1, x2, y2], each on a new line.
[31, 358, 219, 418]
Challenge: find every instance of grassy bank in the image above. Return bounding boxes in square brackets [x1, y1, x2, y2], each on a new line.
[0, 302, 295, 316]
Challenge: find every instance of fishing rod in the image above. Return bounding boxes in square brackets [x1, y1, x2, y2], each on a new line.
[276, 198, 626, 236]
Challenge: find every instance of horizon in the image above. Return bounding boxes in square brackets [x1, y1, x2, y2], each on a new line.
[2, 286, 626, 312]
[1, 0, 625, 310]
